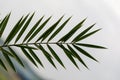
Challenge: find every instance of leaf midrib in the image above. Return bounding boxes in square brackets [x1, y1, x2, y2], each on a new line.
[0, 42, 75, 47]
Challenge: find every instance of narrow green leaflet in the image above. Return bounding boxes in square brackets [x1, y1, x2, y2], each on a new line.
[0, 59, 7, 70]
[0, 13, 10, 37]
[67, 45, 88, 69]
[47, 44, 65, 68]
[0, 15, 8, 33]
[73, 45, 98, 62]
[1, 48, 13, 57]
[58, 18, 86, 42]
[35, 44, 52, 57]
[27, 16, 52, 42]
[15, 45, 37, 50]
[4, 16, 23, 44]
[75, 43, 107, 49]
[8, 47, 24, 67]
[48, 17, 71, 42]
[4, 14, 29, 44]
[2, 51, 16, 71]
[35, 44, 56, 68]
[15, 13, 35, 43]
[57, 44, 79, 69]
[72, 24, 95, 42]
[77, 29, 101, 41]
[27, 48, 44, 67]
[20, 47, 37, 67]
[36, 16, 63, 42]
[23, 16, 44, 42]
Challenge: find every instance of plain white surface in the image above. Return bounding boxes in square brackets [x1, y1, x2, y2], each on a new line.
[0, 0, 120, 80]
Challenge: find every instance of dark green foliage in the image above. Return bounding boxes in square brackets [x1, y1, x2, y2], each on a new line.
[2, 50, 16, 71]
[27, 48, 44, 67]
[57, 44, 79, 69]
[20, 47, 38, 67]
[67, 45, 88, 69]
[0, 13, 106, 71]
[27, 16, 52, 42]
[35, 44, 56, 68]
[0, 13, 10, 37]
[8, 47, 24, 67]
[0, 59, 7, 70]
[58, 18, 86, 42]
[47, 44, 65, 68]
[15, 13, 35, 43]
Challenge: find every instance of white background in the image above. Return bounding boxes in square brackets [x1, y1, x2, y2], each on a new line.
[0, 0, 120, 80]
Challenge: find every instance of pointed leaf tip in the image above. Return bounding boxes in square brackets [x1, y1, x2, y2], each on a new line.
[73, 45, 98, 62]
[67, 45, 88, 69]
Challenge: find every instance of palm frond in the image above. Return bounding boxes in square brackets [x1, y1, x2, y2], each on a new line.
[0, 13, 106, 71]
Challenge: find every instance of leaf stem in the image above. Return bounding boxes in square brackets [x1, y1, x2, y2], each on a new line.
[0, 42, 75, 47]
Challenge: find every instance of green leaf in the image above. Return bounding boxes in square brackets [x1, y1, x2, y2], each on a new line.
[35, 44, 56, 68]
[1, 48, 14, 57]
[47, 44, 65, 68]
[27, 16, 52, 42]
[0, 59, 7, 71]
[15, 13, 35, 43]
[0, 15, 8, 31]
[48, 17, 71, 42]
[73, 45, 98, 62]
[67, 45, 88, 69]
[0, 13, 10, 37]
[2, 51, 16, 71]
[4, 16, 23, 44]
[15, 45, 37, 50]
[4, 14, 29, 44]
[57, 44, 79, 69]
[36, 16, 63, 42]
[23, 16, 44, 42]
[20, 47, 38, 67]
[72, 23, 95, 42]
[27, 48, 44, 67]
[77, 29, 101, 41]
[58, 18, 86, 42]
[8, 47, 24, 67]
[75, 43, 107, 49]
